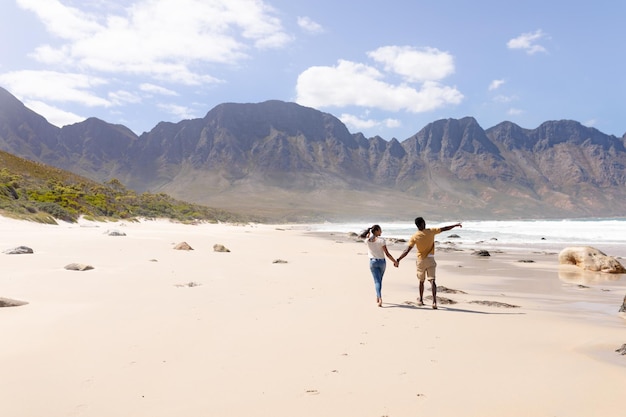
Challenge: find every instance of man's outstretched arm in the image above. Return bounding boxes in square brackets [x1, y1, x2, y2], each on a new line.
[440, 222, 462, 232]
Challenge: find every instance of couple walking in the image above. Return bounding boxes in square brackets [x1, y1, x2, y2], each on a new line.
[361, 217, 462, 308]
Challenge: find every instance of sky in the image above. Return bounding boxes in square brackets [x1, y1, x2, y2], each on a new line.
[1, 0, 624, 140]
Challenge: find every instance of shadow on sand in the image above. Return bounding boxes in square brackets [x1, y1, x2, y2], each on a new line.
[382, 303, 525, 315]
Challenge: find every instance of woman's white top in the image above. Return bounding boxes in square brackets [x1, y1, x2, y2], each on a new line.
[365, 237, 386, 259]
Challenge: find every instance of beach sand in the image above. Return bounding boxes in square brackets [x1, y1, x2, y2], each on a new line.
[1, 217, 624, 417]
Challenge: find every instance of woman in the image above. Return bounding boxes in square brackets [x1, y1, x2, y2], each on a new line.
[360, 224, 398, 307]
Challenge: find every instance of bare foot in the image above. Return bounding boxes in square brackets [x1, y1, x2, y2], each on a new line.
[432, 304, 438, 309]
[416, 300, 424, 306]
[377, 298, 383, 307]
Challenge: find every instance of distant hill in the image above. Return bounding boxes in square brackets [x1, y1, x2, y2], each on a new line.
[1, 86, 625, 222]
[0, 149, 257, 223]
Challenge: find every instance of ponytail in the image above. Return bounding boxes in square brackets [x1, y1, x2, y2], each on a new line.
[359, 227, 372, 239]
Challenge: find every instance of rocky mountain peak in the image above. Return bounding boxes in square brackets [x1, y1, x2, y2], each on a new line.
[1, 86, 625, 220]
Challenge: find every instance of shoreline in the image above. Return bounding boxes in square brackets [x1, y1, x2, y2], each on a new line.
[1, 217, 625, 416]
[311, 228, 626, 318]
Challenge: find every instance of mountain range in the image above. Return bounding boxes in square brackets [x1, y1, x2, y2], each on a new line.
[1, 86, 625, 222]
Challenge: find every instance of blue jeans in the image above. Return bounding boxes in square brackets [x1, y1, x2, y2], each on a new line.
[369, 258, 386, 298]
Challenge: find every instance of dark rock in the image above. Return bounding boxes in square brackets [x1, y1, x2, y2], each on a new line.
[518, 259, 535, 263]
[3, 246, 33, 254]
[175, 282, 201, 287]
[105, 229, 126, 236]
[0, 297, 28, 307]
[616, 344, 626, 355]
[273, 259, 288, 264]
[472, 250, 491, 257]
[620, 294, 626, 313]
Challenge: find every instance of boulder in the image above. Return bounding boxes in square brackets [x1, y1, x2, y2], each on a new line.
[3, 246, 34, 254]
[472, 250, 490, 257]
[64, 263, 94, 271]
[558, 246, 626, 273]
[0, 297, 29, 307]
[213, 244, 230, 253]
[174, 242, 194, 250]
[620, 294, 626, 313]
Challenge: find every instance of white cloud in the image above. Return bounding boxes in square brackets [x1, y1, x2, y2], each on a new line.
[583, 119, 597, 127]
[296, 59, 462, 113]
[4, 0, 292, 133]
[297, 16, 324, 34]
[493, 94, 517, 103]
[339, 114, 400, 132]
[508, 108, 524, 116]
[29, 44, 72, 65]
[367, 46, 455, 83]
[108, 90, 141, 105]
[507, 30, 548, 55]
[17, 0, 292, 83]
[23, 100, 85, 127]
[384, 118, 401, 128]
[158, 103, 197, 120]
[17, 0, 104, 40]
[0, 70, 110, 107]
[139, 83, 178, 96]
[489, 79, 505, 91]
[340, 113, 380, 130]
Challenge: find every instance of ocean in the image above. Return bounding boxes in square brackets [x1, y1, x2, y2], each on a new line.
[309, 218, 626, 258]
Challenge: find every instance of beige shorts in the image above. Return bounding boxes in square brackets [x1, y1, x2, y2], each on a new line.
[416, 256, 437, 282]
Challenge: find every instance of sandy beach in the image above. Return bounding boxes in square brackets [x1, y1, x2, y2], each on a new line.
[1, 216, 625, 417]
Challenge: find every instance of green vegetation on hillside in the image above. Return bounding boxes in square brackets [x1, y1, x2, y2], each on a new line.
[0, 151, 259, 224]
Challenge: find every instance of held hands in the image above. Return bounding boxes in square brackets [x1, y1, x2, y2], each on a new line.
[393, 260, 399, 268]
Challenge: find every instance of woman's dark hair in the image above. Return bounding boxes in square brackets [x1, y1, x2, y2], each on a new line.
[359, 224, 381, 238]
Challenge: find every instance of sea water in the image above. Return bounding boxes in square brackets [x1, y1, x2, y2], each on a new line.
[309, 218, 626, 258]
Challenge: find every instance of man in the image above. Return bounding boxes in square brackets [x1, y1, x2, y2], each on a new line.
[396, 217, 462, 309]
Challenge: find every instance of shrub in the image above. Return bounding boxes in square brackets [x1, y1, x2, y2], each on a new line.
[36, 202, 77, 222]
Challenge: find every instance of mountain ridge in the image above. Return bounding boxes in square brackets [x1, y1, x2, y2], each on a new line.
[1, 86, 625, 222]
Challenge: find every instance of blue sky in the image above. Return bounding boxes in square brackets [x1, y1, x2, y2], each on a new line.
[1, 0, 624, 140]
